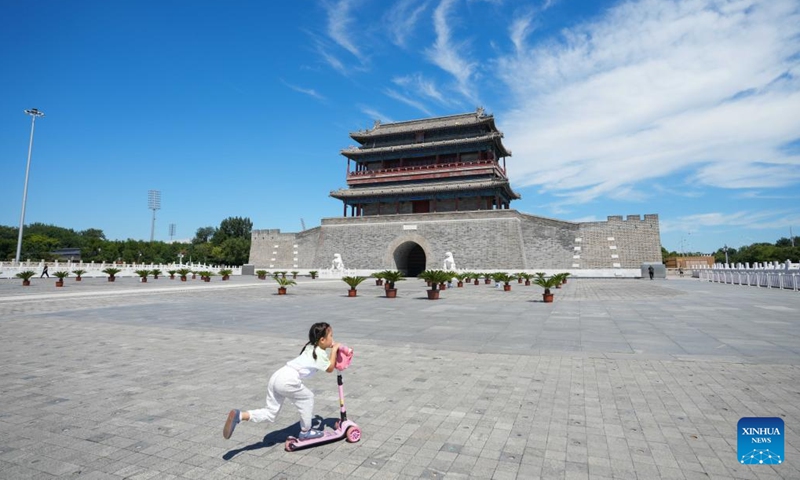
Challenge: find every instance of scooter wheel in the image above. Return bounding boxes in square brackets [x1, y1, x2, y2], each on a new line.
[345, 426, 361, 443]
[285, 439, 297, 452]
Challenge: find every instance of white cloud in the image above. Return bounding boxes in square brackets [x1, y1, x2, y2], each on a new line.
[384, 88, 435, 115]
[497, 0, 800, 206]
[386, 0, 430, 47]
[426, 0, 479, 101]
[392, 73, 450, 105]
[509, 12, 535, 54]
[660, 209, 800, 233]
[325, 0, 362, 57]
[282, 80, 326, 100]
[359, 106, 396, 124]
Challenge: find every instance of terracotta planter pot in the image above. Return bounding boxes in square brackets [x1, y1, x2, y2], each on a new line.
[141, 278, 147, 283]
[347, 289, 357, 297]
[75, 277, 82, 282]
[56, 280, 64, 287]
[457, 282, 463, 288]
[181, 277, 187, 282]
[484, 279, 491, 284]
[108, 276, 115, 282]
[191, 274, 196, 279]
[426, 289, 440, 300]
[518, 278, 523, 283]
[375, 279, 383, 286]
[543, 293, 554, 303]
[385, 288, 397, 298]
[278, 287, 287, 295]
[169, 275, 175, 280]
[474, 279, 479, 285]
[503, 285, 511, 291]
[22, 280, 31, 286]
[525, 280, 530, 286]
[258, 275, 266, 280]
[439, 283, 447, 290]
[222, 275, 230, 281]
[555, 284, 561, 289]
[203, 277, 210, 282]
[153, 275, 159, 280]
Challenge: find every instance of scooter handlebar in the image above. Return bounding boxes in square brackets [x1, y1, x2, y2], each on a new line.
[335, 345, 353, 371]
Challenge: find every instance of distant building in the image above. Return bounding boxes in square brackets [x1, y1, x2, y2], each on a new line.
[51, 248, 82, 261]
[665, 255, 715, 269]
[249, 109, 662, 274]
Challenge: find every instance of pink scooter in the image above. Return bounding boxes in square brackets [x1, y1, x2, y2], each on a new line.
[285, 345, 361, 451]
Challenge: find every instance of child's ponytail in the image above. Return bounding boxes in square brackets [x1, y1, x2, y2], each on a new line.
[300, 322, 331, 360]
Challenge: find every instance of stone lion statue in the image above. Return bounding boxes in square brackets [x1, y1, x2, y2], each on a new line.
[332, 253, 345, 271]
[443, 252, 456, 271]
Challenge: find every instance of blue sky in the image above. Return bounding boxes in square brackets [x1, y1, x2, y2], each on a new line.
[1, 0, 798, 254]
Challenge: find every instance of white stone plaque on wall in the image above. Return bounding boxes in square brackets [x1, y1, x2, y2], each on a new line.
[403, 225, 418, 230]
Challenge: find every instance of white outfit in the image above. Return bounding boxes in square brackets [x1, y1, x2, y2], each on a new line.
[248, 346, 330, 431]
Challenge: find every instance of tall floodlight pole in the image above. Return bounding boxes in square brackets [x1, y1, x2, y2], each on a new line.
[15, 108, 45, 264]
[169, 223, 176, 242]
[148, 190, 161, 242]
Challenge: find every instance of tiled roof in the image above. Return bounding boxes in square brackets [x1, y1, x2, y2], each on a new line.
[341, 133, 511, 158]
[350, 108, 496, 140]
[330, 178, 520, 199]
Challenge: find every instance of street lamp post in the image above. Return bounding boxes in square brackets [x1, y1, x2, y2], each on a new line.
[15, 108, 45, 264]
[723, 244, 729, 265]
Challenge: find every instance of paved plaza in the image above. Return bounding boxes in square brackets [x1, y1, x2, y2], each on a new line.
[0, 274, 798, 479]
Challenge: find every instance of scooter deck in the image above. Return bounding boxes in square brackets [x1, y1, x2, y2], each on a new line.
[285, 429, 345, 451]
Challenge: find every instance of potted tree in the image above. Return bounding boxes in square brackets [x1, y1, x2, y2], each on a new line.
[219, 269, 233, 281]
[519, 272, 533, 286]
[493, 272, 516, 291]
[381, 270, 405, 298]
[135, 269, 150, 283]
[533, 273, 561, 303]
[275, 276, 296, 295]
[309, 270, 318, 280]
[371, 271, 385, 286]
[167, 269, 177, 280]
[277, 271, 288, 279]
[72, 269, 87, 282]
[177, 268, 192, 281]
[199, 271, 215, 282]
[256, 270, 268, 280]
[516, 272, 526, 284]
[561, 272, 571, 285]
[15, 270, 36, 286]
[54, 270, 70, 287]
[151, 268, 162, 280]
[290, 271, 299, 279]
[102, 267, 121, 282]
[342, 276, 367, 297]
[484, 274, 492, 285]
[453, 272, 470, 288]
[418, 270, 451, 300]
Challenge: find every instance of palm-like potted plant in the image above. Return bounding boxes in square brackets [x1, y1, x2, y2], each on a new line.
[15, 270, 36, 286]
[102, 267, 121, 282]
[561, 272, 571, 285]
[516, 272, 526, 284]
[484, 273, 493, 285]
[371, 271, 385, 286]
[533, 273, 561, 303]
[470, 272, 480, 285]
[519, 272, 533, 286]
[418, 270, 452, 300]
[198, 271, 215, 282]
[135, 269, 150, 283]
[167, 269, 177, 280]
[219, 269, 233, 281]
[72, 269, 87, 282]
[342, 276, 367, 297]
[275, 276, 296, 295]
[453, 272, 470, 288]
[151, 268, 162, 280]
[381, 270, 405, 298]
[309, 270, 318, 280]
[53, 270, 70, 287]
[291, 271, 299, 279]
[277, 271, 288, 279]
[493, 272, 516, 291]
[176, 268, 192, 281]
[256, 270, 268, 280]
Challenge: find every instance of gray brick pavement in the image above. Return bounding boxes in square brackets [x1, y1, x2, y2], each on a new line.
[0, 276, 798, 479]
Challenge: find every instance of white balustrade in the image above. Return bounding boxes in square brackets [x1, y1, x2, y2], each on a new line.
[0, 260, 242, 279]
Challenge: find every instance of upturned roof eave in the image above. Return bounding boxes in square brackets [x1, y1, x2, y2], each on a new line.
[340, 134, 512, 159]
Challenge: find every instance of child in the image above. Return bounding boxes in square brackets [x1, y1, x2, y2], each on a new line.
[223, 322, 340, 441]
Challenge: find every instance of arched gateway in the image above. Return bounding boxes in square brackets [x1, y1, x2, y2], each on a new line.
[392, 241, 427, 277]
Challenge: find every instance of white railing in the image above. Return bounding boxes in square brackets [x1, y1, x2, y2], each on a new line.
[0, 260, 242, 279]
[699, 269, 799, 291]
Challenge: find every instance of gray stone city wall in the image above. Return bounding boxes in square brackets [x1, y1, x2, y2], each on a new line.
[249, 211, 661, 271]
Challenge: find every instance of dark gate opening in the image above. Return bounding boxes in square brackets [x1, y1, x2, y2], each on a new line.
[393, 242, 426, 277]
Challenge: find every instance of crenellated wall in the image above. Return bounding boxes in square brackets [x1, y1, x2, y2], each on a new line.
[249, 210, 661, 271]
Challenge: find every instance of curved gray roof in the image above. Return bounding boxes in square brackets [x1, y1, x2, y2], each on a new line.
[350, 108, 496, 140]
[330, 178, 520, 200]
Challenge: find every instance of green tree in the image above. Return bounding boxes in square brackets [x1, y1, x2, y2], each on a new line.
[212, 216, 252, 245]
[193, 226, 216, 244]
